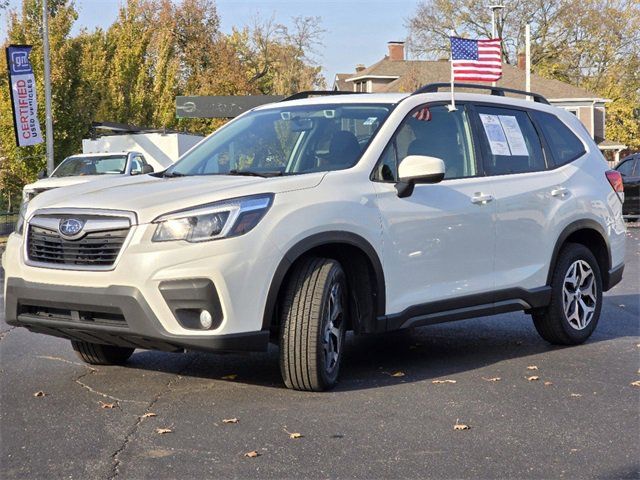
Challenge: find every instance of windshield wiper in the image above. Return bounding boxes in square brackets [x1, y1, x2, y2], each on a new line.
[227, 170, 283, 178]
[163, 170, 186, 178]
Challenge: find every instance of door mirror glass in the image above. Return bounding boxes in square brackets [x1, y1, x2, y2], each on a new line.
[142, 164, 154, 174]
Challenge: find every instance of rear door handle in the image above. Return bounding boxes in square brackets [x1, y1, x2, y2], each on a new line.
[550, 187, 569, 198]
[471, 193, 494, 205]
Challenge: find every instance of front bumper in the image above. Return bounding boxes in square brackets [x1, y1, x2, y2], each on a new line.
[5, 278, 269, 352]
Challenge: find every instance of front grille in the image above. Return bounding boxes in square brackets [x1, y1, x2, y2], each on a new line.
[27, 225, 129, 267]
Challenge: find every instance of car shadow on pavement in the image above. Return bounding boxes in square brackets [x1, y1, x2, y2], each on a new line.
[121, 292, 639, 392]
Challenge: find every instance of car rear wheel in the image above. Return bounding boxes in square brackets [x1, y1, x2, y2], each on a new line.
[71, 340, 134, 365]
[532, 243, 602, 345]
[279, 257, 347, 391]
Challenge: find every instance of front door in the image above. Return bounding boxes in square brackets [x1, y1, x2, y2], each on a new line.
[372, 103, 496, 315]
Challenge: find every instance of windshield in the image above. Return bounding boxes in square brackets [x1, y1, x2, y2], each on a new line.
[52, 155, 128, 177]
[166, 103, 393, 177]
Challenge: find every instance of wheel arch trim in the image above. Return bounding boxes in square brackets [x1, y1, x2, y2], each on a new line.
[547, 219, 613, 288]
[261, 231, 386, 332]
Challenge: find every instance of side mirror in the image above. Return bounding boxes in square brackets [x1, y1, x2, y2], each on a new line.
[37, 169, 47, 180]
[142, 164, 154, 174]
[396, 155, 446, 198]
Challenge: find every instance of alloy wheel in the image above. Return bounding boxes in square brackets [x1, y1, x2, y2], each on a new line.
[562, 260, 597, 330]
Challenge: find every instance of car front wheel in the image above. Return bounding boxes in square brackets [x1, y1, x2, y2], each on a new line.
[71, 341, 135, 365]
[279, 257, 348, 391]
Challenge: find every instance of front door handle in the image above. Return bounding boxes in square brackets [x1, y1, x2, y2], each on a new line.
[471, 193, 494, 205]
[550, 187, 569, 198]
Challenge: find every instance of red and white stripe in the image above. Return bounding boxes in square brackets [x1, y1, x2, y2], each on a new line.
[452, 38, 502, 82]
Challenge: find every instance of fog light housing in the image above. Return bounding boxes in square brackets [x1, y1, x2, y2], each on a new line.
[159, 279, 223, 331]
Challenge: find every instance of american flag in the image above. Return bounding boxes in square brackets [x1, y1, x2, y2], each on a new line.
[450, 37, 502, 82]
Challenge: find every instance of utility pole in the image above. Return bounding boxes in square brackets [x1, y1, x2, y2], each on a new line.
[42, 0, 54, 175]
[490, 4, 505, 87]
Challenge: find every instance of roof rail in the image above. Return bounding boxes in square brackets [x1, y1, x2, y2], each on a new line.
[281, 90, 364, 102]
[412, 82, 550, 105]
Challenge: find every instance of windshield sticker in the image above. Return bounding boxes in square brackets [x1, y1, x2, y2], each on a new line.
[479, 114, 511, 156]
[363, 116, 378, 126]
[323, 110, 335, 118]
[498, 115, 529, 156]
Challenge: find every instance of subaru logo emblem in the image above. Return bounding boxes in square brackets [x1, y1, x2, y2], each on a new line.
[59, 218, 84, 238]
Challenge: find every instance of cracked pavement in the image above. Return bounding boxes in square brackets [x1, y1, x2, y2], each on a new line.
[1, 227, 638, 479]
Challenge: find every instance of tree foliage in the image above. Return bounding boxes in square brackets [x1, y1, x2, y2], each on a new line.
[406, 0, 640, 152]
[0, 0, 324, 209]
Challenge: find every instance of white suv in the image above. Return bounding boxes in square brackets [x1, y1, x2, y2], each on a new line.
[2, 85, 626, 391]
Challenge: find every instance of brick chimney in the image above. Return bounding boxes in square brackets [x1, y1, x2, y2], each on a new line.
[387, 41, 405, 61]
[517, 51, 526, 70]
[355, 64, 366, 72]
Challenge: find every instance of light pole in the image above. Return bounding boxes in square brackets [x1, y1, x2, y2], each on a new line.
[490, 5, 505, 87]
[42, 0, 54, 175]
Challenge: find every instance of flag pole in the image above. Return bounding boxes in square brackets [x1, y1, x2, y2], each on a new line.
[42, 0, 54, 175]
[525, 23, 531, 100]
[448, 31, 456, 112]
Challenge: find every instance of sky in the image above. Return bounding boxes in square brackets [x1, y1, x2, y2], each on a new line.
[0, 0, 419, 81]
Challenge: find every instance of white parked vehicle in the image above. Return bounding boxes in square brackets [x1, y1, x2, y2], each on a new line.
[22, 152, 156, 202]
[3, 85, 626, 391]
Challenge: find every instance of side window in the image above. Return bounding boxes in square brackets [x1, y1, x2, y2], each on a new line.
[531, 111, 586, 166]
[130, 156, 143, 174]
[616, 159, 635, 177]
[476, 106, 546, 175]
[138, 155, 148, 167]
[373, 104, 477, 181]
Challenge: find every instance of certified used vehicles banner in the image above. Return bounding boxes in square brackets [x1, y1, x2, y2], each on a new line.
[5, 45, 43, 147]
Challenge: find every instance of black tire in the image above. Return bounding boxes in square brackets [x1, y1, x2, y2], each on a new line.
[279, 257, 348, 391]
[71, 341, 134, 365]
[532, 243, 603, 345]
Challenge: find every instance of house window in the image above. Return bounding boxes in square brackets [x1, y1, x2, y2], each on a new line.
[565, 108, 579, 116]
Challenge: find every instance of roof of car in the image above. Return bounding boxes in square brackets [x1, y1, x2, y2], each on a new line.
[66, 152, 138, 158]
[261, 91, 558, 114]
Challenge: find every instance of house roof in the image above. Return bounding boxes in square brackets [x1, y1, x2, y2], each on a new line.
[342, 58, 601, 100]
[333, 73, 351, 92]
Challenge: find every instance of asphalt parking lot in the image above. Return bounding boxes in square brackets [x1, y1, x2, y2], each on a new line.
[1, 227, 638, 479]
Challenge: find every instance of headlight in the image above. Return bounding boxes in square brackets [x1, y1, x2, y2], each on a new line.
[15, 198, 29, 235]
[152, 194, 274, 243]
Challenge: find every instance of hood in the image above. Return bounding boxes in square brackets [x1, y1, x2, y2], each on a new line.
[27, 172, 326, 224]
[23, 175, 111, 193]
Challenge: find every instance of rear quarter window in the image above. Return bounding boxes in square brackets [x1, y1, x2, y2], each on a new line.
[531, 111, 586, 166]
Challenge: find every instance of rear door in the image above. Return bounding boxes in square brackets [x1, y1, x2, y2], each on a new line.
[471, 104, 571, 292]
[372, 103, 496, 314]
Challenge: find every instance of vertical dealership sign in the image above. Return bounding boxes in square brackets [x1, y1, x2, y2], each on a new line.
[5, 45, 43, 147]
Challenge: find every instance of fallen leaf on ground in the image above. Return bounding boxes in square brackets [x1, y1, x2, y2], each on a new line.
[454, 421, 470, 431]
[630, 381, 640, 387]
[544, 381, 554, 386]
[482, 377, 501, 382]
[526, 376, 540, 381]
[33, 391, 46, 397]
[527, 365, 539, 371]
[223, 418, 239, 424]
[155, 428, 172, 434]
[142, 412, 157, 418]
[288, 432, 303, 439]
[99, 401, 116, 409]
[570, 393, 582, 397]
[221, 374, 237, 380]
[432, 379, 456, 384]
[244, 450, 260, 458]
[390, 371, 405, 377]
